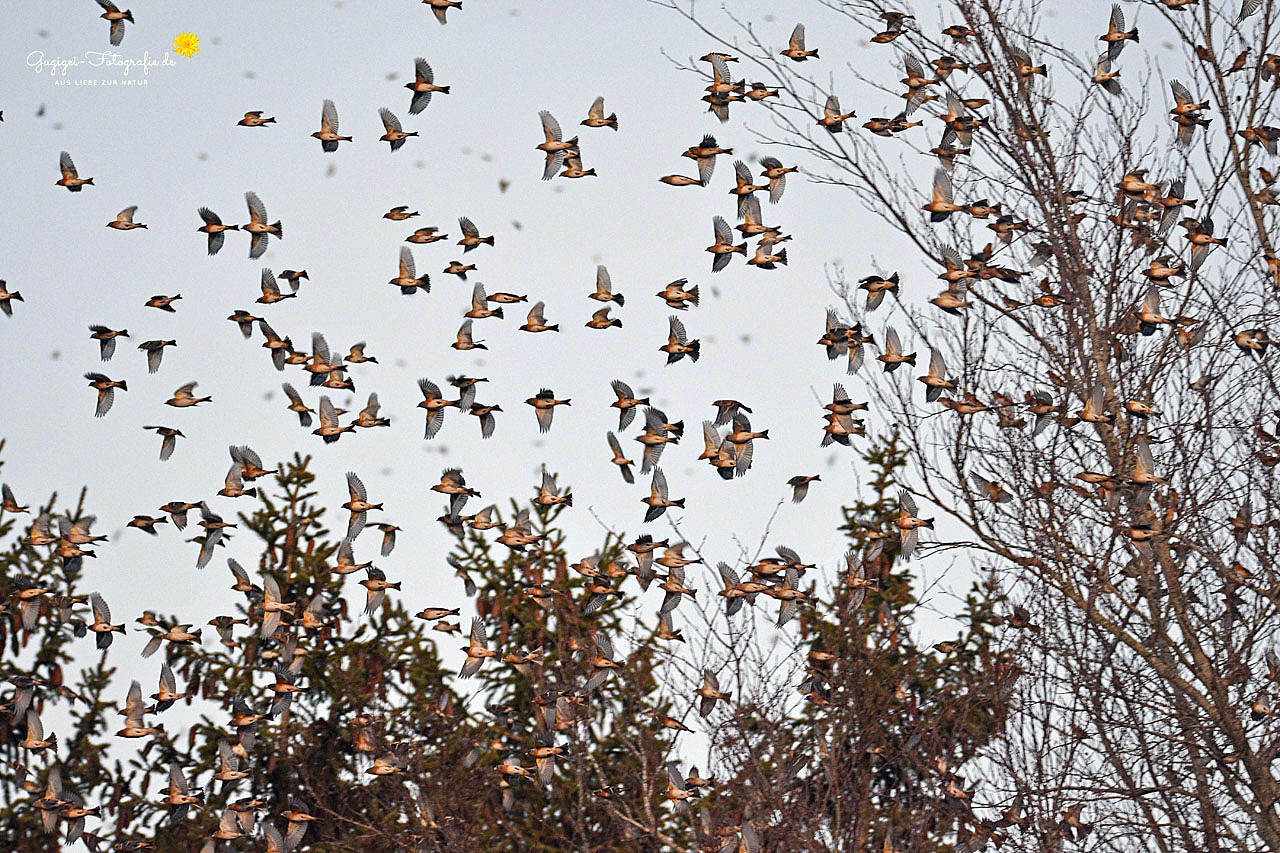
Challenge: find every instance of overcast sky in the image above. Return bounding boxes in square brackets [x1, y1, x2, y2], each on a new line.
[0, 0, 1110, 690]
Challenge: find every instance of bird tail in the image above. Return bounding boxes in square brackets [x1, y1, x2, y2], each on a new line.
[562, 399, 571, 405]
[441, 86, 452, 94]
[611, 318, 622, 328]
[669, 420, 685, 439]
[735, 242, 747, 255]
[85, 178, 95, 186]
[688, 285, 700, 306]
[482, 236, 495, 246]
[608, 114, 619, 130]
[390, 582, 403, 590]
[759, 429, 770, 440]
[493, 307, 504, 319]
[810, 49, 820, 58]
[549, 324, 560, 332]
[905, 353, 917, 366]
[124, 10, 135, 22]
[1128, 29, 1139, 42]
[614, 294, 625, 306]
[775, 248, 788, 266]
[119, 381, 129, 392]
[246, 488, 258, 497]
[565, 494, 574, 507]
[688, 341, 701, 362]
[271, 221, 283, 238]
[674, 498, 687, 508]
[47, 733, 58, 751]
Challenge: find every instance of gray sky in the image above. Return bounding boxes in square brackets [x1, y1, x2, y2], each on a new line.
[0, 0, 1107, 687]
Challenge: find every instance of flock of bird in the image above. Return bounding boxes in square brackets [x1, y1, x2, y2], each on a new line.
[4, 0, 1276, 849]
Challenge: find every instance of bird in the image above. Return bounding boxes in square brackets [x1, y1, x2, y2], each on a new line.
[642, 467, 684, 522]
[390, 246, 430, 294]
[707, 216, 747, 272]
[425, 0, 463, 25]
[457, 216, 494, 251]
[143, 425, 184, 461]
[582, 96, 618, 130]
[94, 0, 133, 45]
[56, 151, 93, 191]
[84, 373, 126, 417]
[526, 389, 570, 433]
[406, 58, 449, 113]
[460, 619, 496, 677]
[378, 107, 418, 151]
[237, 111, 276, 127]
[342, 472, 383, 539]
[536, 111, 578, 181]
[788, 475, 821, 503]
[242, 192, 283, 260]
[661, 316, 701, 364]
[106, 206, 147, 230]
[780, 23, 818, 60]
[198, 208, 238, 255]
[312, 99, 353, 152]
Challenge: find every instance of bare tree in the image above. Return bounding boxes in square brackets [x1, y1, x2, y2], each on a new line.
[656, 0, 1280, 849]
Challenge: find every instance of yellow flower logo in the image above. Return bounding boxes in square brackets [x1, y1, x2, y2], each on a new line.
[172, 33, 200, 58]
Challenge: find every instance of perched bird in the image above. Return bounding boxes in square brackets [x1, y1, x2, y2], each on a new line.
[312, 99, 353, 152]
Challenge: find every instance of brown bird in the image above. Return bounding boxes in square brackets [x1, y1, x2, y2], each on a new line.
[378, 107, 418, 151]
[198, 207, 239, 256]
[84, 373, 126, 417]
[237, 111, 276, 127]
[312, 99, 353, 152]
[582, 96, 618, 130]
[780, 23, 818, 60]
[406, 57, 449, 113]
[536, 111, 578, 181]
[526, 388, 571, 433]
[106, 206, 147, 230]
[56, 151, 93, 191]
[242, 191, 283, 260]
